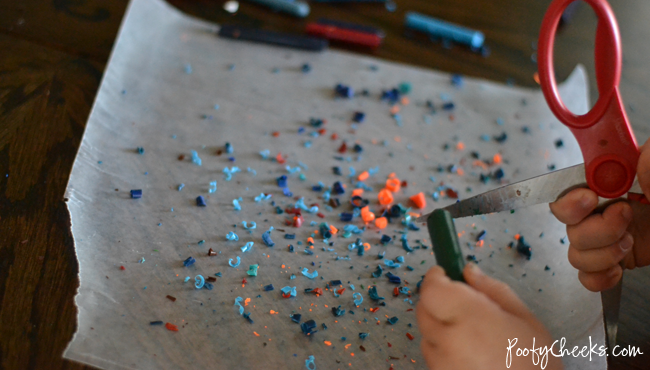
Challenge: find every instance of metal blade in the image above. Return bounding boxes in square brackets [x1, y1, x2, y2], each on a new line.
[417, 164, 587, 221]
[629, 178, 642, 194]
[601, 275, 623, 349]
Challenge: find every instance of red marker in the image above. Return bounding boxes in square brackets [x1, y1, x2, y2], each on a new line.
[306, 23, 382, 48]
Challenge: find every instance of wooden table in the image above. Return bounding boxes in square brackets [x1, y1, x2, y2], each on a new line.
[1, 1, 648, 369]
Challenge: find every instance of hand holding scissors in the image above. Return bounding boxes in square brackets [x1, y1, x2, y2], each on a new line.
[420, 0, 650, 350]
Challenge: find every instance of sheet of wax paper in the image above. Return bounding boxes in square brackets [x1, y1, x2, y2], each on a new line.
[63, 0, 606, 368]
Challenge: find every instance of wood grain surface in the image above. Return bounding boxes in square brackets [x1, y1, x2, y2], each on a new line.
[0, 1, 648, 369]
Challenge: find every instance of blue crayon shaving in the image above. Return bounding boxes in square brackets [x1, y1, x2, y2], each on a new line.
[332, 305, 346, 316]
[177, 183, 185, 191]
[281, 286, 297, 297]
[384, 260, 401, 268]
[340, 213, 353, 222]
[208, 181, 217, 193]
[191, 150, 202, 166]
[353, 292, 363, 306]
[343, 224, 364, 234]
[372, 265, 383, 278]
[301, 268, 318, 279]
[368, 286, 384, 301]
[264, 284, 275, 291]
[226, 231, 239, 241]
[195, 275, 205, 289]
[255, 193, 272, 202]
[223, 166, 241, 181]
[356, 182, 372, 191]
[183, 257, 196, 267]
[407, 222, 420, 231]
[229, 256, 241, 267]
[242, 221, 256, 229]
[286, 165, 301, 174]
[259, 150, 270, 159]
[386, 272, 401, 284]
[241, 241, 254, 253]
[247, 167, 257, 176]
[233, 198, 242, 211]
[395, 256, 405, 263]
[247, 264, 258, 276]
[295, 198, 318, 213]
[301, 321, 318, 336]
[262, 227, 275, 247]
[305, 356, 316, 370]
[401, 234, 414, 250]
[234, 297, 245, 315]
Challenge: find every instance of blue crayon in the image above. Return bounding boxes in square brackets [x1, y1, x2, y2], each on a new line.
[405, 12, 484, 48]
[247, 0, 310, 18]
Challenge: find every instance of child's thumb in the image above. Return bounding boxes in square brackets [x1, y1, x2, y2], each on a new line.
[463, 264, 535, 322]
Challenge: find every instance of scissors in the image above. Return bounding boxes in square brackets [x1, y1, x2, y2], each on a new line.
[420, 0, 645, 350]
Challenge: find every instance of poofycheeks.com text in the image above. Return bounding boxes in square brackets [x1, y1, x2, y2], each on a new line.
[506, 337, 643, 369]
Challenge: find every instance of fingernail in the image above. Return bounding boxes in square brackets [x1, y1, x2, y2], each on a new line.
[619, 233, 633, 252]
[621, 205, 633, 223]
[580, 193, 597, 210]
[468, 263, 482, 275]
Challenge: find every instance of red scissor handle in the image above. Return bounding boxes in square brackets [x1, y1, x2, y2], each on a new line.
[538, 0, 639, 198]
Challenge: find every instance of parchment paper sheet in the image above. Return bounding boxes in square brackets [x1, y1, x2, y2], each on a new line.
[64, 0, 606, 368]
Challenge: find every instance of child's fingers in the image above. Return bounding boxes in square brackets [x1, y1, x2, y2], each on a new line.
[566, 201, 633, 251]
[416, 306, 450, 346]
[417, 265, 447, 297]
[463, 264, 534, 322]
[418, 266, 480, 324]
[420, 340, 443, 370]
[578, 265, 623, 292]
[549, 188, 599, 225]
[567, 232, 633, 272]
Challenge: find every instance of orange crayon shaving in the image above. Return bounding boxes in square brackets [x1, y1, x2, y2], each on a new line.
[377, 188, 393, 205]
[409, 192, 426, 209]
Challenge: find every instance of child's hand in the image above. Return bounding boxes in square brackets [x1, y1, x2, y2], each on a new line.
[417, 264, 563, 370]
[549, 139, 650, 292]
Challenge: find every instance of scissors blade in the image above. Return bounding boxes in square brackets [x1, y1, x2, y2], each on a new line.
[416, 164, 587, 221]
[601, 275, 623, 349]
